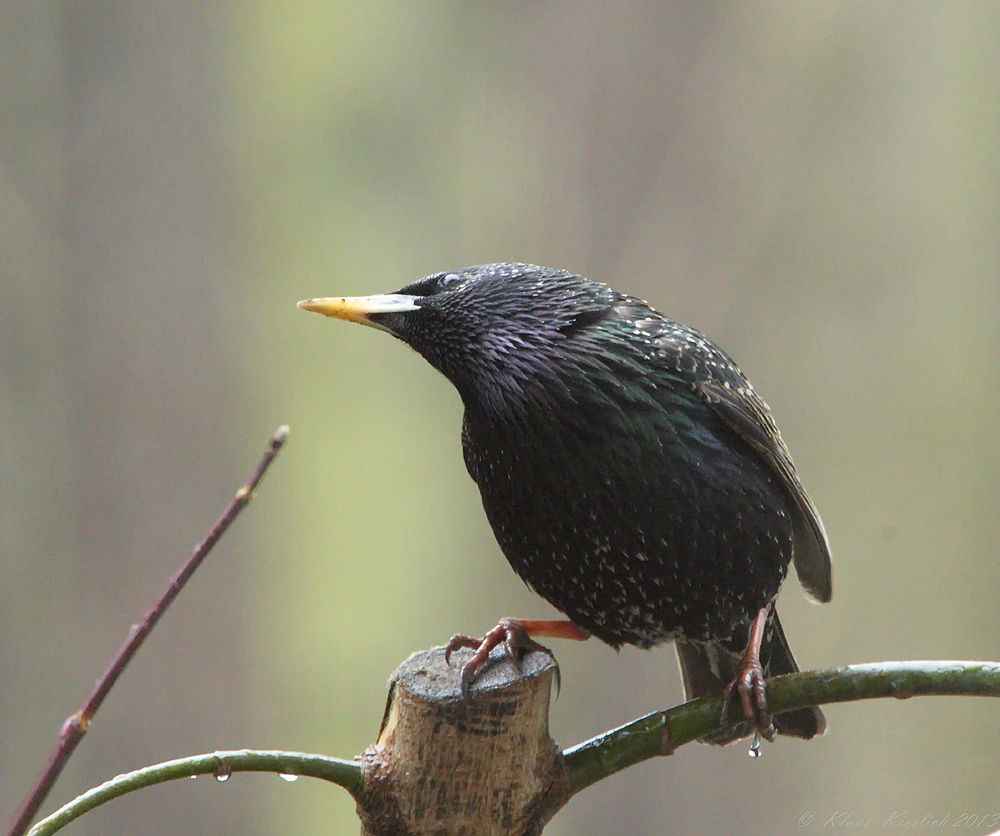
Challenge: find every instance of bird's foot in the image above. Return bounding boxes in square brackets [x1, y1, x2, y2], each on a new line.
[444, 618, 588, 698]
[720, 656, 777, 744]
[718, 604, 777, 745]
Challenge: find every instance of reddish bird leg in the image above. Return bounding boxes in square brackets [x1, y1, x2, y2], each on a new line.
[445, 618, 590, 697]
[720, 603, 778, 743]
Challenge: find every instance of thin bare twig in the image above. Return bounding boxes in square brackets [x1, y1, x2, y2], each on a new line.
[4, 425, 291, 836]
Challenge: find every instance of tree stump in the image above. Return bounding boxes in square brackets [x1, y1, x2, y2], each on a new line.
[356, 645, 570, 836]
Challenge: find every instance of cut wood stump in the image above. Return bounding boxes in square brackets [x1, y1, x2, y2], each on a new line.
[356, 645, 569, 836]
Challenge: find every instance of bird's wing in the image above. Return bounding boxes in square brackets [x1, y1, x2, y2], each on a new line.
[626, 301, 832, 603]
[696, 378, 832, 603]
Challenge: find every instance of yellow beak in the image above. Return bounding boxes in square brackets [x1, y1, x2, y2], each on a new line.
[297, 294, 421, 332]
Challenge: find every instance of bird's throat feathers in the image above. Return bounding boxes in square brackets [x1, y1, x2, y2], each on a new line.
[400, 267, 624, 420]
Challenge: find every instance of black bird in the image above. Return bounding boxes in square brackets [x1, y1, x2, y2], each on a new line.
[299, 263, 831, 743]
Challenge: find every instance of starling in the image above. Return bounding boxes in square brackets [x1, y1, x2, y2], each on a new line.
[299, 263, 831, 743]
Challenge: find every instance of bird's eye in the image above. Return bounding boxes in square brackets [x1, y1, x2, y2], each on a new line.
[395, 273, 464, 297]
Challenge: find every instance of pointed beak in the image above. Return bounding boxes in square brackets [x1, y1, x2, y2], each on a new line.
[297, 294, 421, 332]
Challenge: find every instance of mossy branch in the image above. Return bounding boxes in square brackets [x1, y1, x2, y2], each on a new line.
[563, 660, 1000, 793]
[24, 660, 1000, 836]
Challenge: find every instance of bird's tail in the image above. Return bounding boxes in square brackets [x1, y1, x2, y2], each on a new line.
[675, 608, 825, 745]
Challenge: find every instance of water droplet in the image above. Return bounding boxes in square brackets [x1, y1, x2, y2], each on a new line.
[278, 773, 299, 782]
[214, 759, 232, 782]
[748, 732, 762, 759]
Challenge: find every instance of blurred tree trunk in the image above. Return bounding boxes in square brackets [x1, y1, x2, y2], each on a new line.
[2, 2, 258, 833]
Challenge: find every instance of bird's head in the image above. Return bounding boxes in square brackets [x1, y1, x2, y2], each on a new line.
[299, 263, 617, 413]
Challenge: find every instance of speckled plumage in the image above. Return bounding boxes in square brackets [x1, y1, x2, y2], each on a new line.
[306, 263, 831, 742]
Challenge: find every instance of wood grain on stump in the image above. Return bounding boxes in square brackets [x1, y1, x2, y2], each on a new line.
[356, 645, 570, 836]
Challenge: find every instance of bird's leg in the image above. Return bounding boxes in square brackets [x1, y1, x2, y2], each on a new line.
[720, 603, 777, 743]
[445, 618, 589, 698]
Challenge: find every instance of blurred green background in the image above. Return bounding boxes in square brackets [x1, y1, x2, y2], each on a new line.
[2, 3, 999, 835]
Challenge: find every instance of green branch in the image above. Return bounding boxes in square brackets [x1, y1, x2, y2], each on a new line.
[563, 660, 1000, 794]
[26, 750, 361, 836]
[25, 662, 1000, 836]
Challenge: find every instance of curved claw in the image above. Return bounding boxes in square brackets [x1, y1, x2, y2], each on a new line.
[460, 659, 478, 699]
[503, 629, 527, 668]
[444, 633, 479, 667]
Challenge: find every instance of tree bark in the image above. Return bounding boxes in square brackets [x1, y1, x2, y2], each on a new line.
[356, 646, 570, 836]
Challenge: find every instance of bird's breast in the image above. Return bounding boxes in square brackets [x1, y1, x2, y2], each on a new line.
[461, 396, 794, 648]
